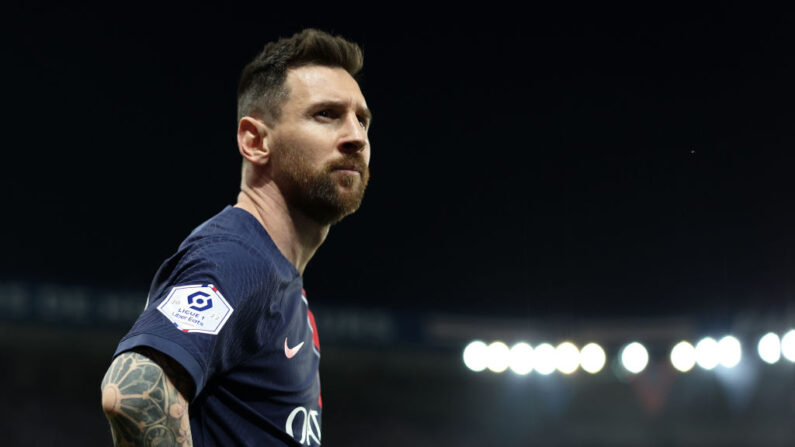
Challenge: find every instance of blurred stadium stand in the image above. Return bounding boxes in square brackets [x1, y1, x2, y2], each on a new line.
[1, 281, 794, 446]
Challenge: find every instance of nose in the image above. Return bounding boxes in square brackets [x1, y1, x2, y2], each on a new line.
[338, 113, 368, 154]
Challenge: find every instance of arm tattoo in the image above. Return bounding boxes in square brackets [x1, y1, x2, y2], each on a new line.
[101, 350, 193, 447]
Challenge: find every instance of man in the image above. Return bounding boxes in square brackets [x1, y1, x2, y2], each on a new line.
[100, 28, 371, 446]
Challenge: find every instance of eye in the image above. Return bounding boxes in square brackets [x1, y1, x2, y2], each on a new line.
[358, 116, 368, 129]
[315, 109, 338, 120]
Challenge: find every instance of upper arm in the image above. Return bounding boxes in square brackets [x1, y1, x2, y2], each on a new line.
[132, 347, 196, 401]
[101, 348, 194, 446]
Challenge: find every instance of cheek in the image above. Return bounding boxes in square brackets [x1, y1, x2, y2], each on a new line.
[282, 129, 329, 159]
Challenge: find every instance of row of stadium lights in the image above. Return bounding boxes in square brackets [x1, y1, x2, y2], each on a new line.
[462, 330, 795, 375]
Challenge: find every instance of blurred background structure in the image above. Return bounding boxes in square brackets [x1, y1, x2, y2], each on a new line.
[5, 3, 795, 446]
[1, 282, 795, 445]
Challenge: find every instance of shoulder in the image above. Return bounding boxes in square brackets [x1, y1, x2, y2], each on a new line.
[180, 207, 292, 273]
[146, 206, 300, 317]
[160, 237, 284, 312]
[174, 208, 286, 276]
[152, 209, 297, 307]
[177, 234, 288, 288]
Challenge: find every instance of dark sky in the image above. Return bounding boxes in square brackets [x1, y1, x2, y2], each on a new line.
[5, 4, 795, 320]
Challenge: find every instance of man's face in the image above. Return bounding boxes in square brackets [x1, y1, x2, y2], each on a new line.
[269, 65, 371, 225]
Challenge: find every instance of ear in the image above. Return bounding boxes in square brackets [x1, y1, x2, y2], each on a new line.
[237, 116, 270, 166]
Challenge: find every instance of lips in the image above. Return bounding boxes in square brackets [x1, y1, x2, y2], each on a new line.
[333, 165, 361, 174]
[330, 159, 366, 175]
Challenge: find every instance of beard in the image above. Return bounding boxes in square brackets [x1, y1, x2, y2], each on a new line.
[272, 143, 370, 226]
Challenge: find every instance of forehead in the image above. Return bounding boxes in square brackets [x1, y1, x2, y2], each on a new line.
[283, 65, 367, 110]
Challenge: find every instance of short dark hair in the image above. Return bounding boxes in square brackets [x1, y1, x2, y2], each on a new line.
[237, 28, 364, 123]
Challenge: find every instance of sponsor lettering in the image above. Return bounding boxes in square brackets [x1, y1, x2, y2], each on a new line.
[286, 406, 321, 445]
[171, 308, 206, 327]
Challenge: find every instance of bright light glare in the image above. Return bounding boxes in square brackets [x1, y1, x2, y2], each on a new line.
[758, 332, 781, 364]
[486, 341, 511, 373]
[718, 336, 742, 368]
[463, 340, 488, 372]
[509, 343, 534, 375]
[556, 342, 580, 374]
[534, 343, 557, 375]
[621, 342, 649, 374]
[695, 337, 719, 370]
[579, 343, 606, 374]
[782, 330, 795, 362]
[670, 341, 696, 372]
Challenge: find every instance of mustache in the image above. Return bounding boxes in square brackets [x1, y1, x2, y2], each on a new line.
[327, 156, 368, 174]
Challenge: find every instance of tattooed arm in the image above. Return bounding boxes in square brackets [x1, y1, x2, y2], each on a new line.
[101, 347, 196, 446]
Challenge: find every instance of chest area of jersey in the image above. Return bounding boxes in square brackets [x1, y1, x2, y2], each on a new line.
[242, 287, 321, 390]
[280, 287, 320, 359]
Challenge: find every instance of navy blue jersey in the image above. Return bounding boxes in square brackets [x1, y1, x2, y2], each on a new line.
[115, 206, 322, 446]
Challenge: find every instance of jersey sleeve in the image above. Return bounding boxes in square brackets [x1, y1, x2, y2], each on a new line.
[114, 237, 280, 398]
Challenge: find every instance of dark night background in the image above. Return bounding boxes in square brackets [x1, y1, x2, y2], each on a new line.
[4, 3, 795, 446]
[7, 4, 795, 320]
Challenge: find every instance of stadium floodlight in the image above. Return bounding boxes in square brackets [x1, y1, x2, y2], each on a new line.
[533, 343, 557, 375]
[556, 342, 580, 374]
[781, 330, 795, 363]
[463, 340, 489, 372]
[620, 342, 649, 374]
[717, 335, 742, 368]
[670, 341, 696, 373]
[486, 341, 511, 373]
[579, 343, 606, 374]
[758, 332, 781, 364]
[509, 342, 534, 375]
[695, 337, 720, 370]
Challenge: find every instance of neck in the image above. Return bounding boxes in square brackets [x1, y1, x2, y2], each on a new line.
[235, 181, 329, 275]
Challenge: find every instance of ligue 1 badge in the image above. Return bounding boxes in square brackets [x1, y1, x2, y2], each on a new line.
[157, 284, 233, 335]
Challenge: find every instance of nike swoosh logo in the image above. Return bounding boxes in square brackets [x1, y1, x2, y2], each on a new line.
[284, 338, 305, 359]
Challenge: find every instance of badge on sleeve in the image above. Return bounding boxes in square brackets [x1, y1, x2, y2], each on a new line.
[157, 284, 234, 335]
